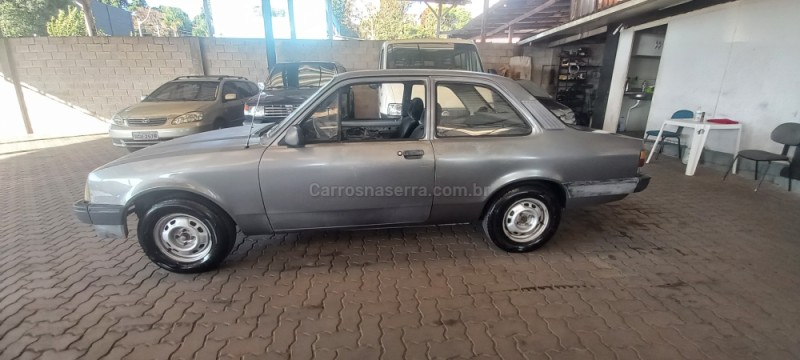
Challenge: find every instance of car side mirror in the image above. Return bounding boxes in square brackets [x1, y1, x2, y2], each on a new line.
[284, 125, 305, 148]
[224, 93, 238, 101]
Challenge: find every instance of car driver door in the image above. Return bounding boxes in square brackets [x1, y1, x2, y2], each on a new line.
[259, 77, 435, 231]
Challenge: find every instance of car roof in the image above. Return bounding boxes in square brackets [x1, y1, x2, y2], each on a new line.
[171, 75, 250, 82]
[335, 69, 500, 81]
[382, 39, 476, 45]
[274, 61, 342, 66]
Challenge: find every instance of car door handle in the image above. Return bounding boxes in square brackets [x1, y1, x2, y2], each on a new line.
[400, 149, 425, 159]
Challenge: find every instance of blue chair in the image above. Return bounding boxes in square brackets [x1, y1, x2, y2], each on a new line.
[644, 110, 694, 160]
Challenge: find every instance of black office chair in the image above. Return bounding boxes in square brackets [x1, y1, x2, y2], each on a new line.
[723, 122, 800, 191]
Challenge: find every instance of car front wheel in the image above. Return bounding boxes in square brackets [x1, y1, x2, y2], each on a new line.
[482, 185, 562, 252]
[137, 199, 236, 273]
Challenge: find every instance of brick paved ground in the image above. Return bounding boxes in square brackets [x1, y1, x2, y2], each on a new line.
[2, 136, 800, 360]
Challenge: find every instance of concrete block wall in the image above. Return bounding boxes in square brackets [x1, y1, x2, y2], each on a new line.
[7, 36, 203, 117]
[2, 37, 518, 119]
[476, 43, 517, 73]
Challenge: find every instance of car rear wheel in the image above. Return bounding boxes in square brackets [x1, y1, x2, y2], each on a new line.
[482, 185, 562, 252]
[137, 199, 236, 273]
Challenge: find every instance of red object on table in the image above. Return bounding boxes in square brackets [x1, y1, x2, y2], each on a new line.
[707, 118, 739, 124]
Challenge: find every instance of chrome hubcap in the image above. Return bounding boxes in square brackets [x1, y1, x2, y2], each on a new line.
[154, 214, 211, 263]
[502, 198, 549, 243]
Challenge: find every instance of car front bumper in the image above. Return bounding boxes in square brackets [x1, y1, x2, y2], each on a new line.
[73, 200, 128, 238]
[109, 124, 209, 148]
[243, 116, 285, 125]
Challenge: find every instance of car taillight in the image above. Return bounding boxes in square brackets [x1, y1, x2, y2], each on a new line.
[639, 149, 647, 167]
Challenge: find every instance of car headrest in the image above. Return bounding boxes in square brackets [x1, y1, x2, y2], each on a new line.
[409, 98, 424, 120]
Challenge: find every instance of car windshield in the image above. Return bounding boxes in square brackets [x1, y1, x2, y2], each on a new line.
[386, 43, 483, 71]
[266, 63, 336, 90]
[145, 81, 219, 102]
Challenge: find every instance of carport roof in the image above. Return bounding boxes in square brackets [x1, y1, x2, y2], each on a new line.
[449, 0, 573, 40]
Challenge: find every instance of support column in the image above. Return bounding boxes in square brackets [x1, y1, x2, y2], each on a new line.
[261, 0, 277, 69]
[436, 3, 443, 38]
[507, 25, 513, 43]
[591, 23, 622, 129]
[480, 0, 489, 43]
[0, 32, 33, 134]
[287, 0, 296, 40]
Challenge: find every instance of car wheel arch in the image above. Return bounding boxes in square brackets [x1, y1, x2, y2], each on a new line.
[480, 178, 567, 220]
[127, 188, 236, 228]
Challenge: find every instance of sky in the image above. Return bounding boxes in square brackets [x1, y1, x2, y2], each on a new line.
[145, 0, 502, 39]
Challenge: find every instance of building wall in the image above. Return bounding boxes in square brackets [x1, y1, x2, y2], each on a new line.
[644, 0, 800, 153]
[1, 37, 516, 119]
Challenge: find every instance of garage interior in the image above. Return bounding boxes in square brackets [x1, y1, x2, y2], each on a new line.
[2, 0, 800, 358]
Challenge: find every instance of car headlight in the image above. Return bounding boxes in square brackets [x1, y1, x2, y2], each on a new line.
[172, 112, 204, 125]
[112, 114, 124, 126]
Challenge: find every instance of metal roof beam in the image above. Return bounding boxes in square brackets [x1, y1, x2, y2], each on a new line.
[484, 0, 559, 37]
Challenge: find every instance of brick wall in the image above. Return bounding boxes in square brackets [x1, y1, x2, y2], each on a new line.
[2, 37, 518, 119]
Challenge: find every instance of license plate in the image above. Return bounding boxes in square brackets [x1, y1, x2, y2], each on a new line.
[132, 131, 158, 141]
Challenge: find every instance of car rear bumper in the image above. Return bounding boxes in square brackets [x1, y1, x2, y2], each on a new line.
[109, 124, 208, 148]
[566, 174, 650, 198]
[634, 174, 651, 193]
[73, 200, 128, 238]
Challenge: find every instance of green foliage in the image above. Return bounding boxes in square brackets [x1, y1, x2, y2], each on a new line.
[331, 0, 358, 38]
[192, 13, 209, 37]
[97, 0, 129, 8]
[339, 0, 473, 40]
[357, 0, 417, 40]
[0, 0, 70, 37]
[46, 6, 87, 36]
[159, 6, 191, 36]
[128, 0, 149, 10]
[416, 6, 471, 38]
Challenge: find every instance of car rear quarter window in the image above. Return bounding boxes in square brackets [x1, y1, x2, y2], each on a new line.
[435, 83, 531, 137]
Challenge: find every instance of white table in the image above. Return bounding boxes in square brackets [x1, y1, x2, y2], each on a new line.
[646, 118, 742, 176]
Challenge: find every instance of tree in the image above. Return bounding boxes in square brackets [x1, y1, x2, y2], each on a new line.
[97, 0, 130, 8]
[75, 0, 97, 36]
[46, 6, 86, 36]
[417, 6, 471, 38]
[129, 0, 148, 8]
[0, 0, 70, 37]
[159, 6, 191, 36]
[357, 0, 417, 40]
[202, 0, 214, 37]
[191, 13, 209, 37]
[331, 0, 358, 38]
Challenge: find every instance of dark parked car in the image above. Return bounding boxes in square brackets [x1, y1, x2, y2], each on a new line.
[75, 70, 649, 273]
[244, 62, 346, 124]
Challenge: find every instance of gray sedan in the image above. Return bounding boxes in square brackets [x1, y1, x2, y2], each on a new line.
[74, 70, 649, 273]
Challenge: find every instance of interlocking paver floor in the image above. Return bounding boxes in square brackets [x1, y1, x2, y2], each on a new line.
[2, 136, 800, 360]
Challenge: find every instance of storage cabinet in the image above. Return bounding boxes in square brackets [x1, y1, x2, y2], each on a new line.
[633, 33, 665, 57]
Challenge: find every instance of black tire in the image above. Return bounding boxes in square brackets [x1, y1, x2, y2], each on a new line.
[137, 199, 236, 273]
[482, 184, 562, 252]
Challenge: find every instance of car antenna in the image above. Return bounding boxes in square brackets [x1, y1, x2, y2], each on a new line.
[244, 86, 264, 149]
